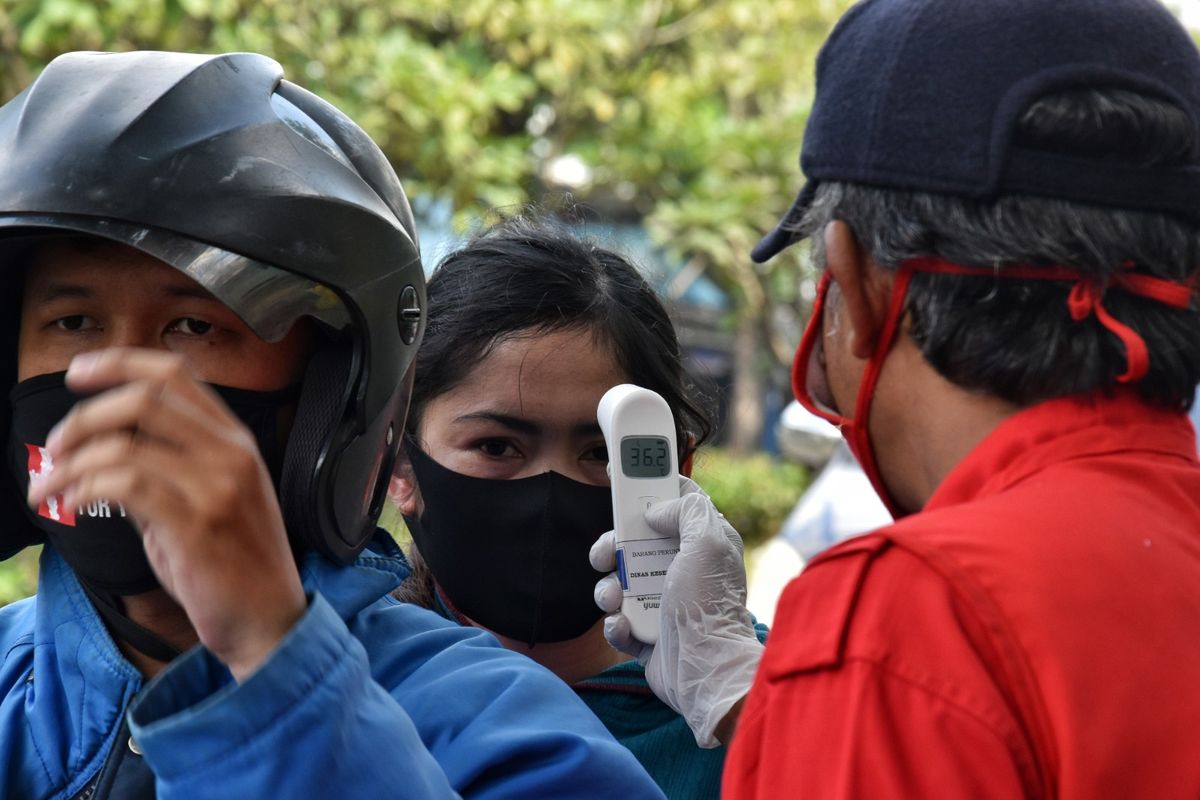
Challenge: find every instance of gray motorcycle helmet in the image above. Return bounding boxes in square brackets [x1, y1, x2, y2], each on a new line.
[0, 51, 425, 564]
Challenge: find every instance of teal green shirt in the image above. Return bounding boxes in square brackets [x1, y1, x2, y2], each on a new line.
[573, 660, 727, 800]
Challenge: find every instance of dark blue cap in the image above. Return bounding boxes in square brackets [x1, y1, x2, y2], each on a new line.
[753, 0, 1200, 263]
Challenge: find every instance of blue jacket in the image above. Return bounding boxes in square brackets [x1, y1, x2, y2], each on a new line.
[0, 534, 665, 799]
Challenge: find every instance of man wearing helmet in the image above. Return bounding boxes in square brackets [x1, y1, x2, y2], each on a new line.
[0, 51, 663, 799]
[595, 0, 1200, 796]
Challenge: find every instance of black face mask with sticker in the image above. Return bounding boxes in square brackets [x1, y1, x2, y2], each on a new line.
[403, 441, 614, 647]
[6, 371, 297, 597]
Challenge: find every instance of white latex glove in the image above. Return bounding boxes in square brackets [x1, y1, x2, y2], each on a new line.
[590, 477, 764, 748]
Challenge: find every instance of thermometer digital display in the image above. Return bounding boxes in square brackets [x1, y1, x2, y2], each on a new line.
[619, 436, 672, 478]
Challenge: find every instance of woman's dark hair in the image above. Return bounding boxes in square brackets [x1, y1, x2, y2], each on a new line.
[394, 214, 716, 609]
[407, 213, 715, 460]
[801, 88, 1200, 409]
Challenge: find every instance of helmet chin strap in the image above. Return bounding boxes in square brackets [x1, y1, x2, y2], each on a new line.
[78, 582, 183, 665]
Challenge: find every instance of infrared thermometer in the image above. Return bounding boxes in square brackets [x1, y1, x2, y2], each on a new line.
[598, 384, 680, 644]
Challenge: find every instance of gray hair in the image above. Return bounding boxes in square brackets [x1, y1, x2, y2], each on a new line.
[801, 182, 1198, 282]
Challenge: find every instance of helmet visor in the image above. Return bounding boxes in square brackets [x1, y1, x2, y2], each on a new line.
[0, 215, 351, 342]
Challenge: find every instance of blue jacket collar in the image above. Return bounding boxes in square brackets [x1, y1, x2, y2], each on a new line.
[297, 529, 411, 620]
[35, 528, 410, 682]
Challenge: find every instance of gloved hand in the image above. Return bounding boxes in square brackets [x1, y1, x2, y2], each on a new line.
[591, 477, 764, 748]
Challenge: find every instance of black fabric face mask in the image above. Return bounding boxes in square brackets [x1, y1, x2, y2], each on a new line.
[403, 442, 613, 646]
[6, 371, 297, 596]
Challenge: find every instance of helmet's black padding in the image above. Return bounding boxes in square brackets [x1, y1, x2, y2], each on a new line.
[281, 342, 355, 563]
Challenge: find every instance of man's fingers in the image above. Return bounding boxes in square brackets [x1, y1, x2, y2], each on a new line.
[594, 573, 623, 613]
[646, 490, 745, 554]
[641, 474, 713, 539]
[47, 381, 169, 455]
[603, 613, 645, 658]
[26, 430, 233, 540]
[64, 348, 228, 416]
[29, 430, 140, 505]
[46, 378, 240, 459]
[67, 347, 185, 390]
[643, 494, 683, 537]
[54, 461, 191, 536]
[645, 492, 717, 540]
[589, 529, 616, 571]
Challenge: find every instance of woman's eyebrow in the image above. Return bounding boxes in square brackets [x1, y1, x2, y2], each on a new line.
[573, 422, 603, 437]
[453, 411, 540, 434]
[451, 413, 604, 438]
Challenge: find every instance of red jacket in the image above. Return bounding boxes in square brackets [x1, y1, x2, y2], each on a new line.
[724, 392, 1200, 799]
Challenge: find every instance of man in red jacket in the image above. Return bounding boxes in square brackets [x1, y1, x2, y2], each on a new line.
[596, 0, 1200, 796]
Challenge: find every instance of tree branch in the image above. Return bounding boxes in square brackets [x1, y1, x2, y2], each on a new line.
[652, 6, 712, 46]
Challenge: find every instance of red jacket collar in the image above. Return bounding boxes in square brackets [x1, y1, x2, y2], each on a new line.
[926, 391, 1198, 511]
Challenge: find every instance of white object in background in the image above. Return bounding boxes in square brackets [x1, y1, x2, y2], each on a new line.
[775, 399, 843, 468]
[747, 442, 892, 626]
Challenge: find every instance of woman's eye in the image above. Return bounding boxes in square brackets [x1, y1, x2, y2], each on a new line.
[170, 318, 213, 336]
[583, 444, 610, 463]
[54, 315, 96, 332]
[478, 439, 517, 458]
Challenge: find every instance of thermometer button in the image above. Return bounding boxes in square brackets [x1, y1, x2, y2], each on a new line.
[638, 496, 659, 510]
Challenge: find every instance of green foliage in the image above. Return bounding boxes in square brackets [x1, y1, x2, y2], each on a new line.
[0, 0, 858, 450]
[0, 547, 39, 607]
[691, 447, 807, 550]
[377, 499, 411, 549]
[0, 0, 850, 369]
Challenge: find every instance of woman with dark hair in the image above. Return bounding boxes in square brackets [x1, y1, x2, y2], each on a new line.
[389, 214, 761, 799]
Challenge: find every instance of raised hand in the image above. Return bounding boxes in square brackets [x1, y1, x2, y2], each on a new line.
[591, 477, 764, 747]
[28, 348, 306, 682]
